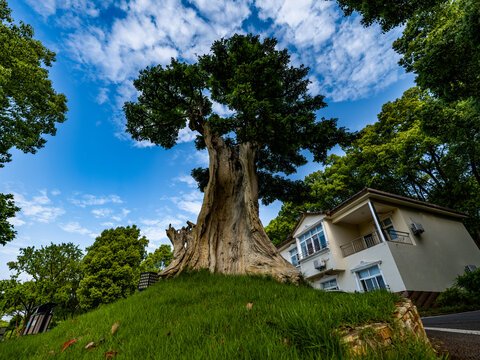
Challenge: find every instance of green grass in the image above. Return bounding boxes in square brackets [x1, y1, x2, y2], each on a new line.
[0, 271, 440, 359]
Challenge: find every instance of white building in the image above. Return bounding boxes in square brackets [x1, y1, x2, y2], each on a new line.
[277, 188, 480, 306]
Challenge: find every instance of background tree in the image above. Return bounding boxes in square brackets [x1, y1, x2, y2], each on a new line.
[393, 0, 479, 103]
[0, 0, 68, 245]
[336, 0, 443, 32]
[124, 34, 346, 282]
[1, 242, 82, 335]
[0, 279, 37, 337]
[77, 226, 148, 310]
[267, 87, 480, 246]
[140, 245, 173, 273]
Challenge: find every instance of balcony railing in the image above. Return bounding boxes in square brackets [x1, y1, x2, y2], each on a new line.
[340, 229, 413, 257]
[340, 230, 382, 257]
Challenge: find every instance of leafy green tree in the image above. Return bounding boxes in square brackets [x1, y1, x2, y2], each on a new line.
[124, 34, 346, 282]
[0, 279, 38, 337]
[267, 87, 480, 245]
[336, 0, 442, 32]
[140, 245, 173, 273]
[0, 0, 68, 245]
[0, 193, 18, 245]
[394, 0, 479, 103]
[1, 242, 82, 335]
[77, 226, 148, 310]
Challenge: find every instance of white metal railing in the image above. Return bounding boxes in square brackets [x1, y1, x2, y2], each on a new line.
[340, 230, 381, 257]
[340, 229, 413, 257]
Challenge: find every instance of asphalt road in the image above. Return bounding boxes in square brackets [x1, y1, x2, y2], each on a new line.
[422, 310, 480, 360]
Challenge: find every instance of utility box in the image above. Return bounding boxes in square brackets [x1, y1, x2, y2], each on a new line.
[24, 303, 57, 335]
[138, 272, 159, 291]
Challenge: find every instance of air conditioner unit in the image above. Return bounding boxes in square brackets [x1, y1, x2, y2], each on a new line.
[465, 265, 477, 273]
[314, 259, 326, 271]
[410, 222, 424, 235]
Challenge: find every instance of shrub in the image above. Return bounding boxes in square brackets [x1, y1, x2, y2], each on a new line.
[435, 287, 473, 307]
[456, 268, 480, 298]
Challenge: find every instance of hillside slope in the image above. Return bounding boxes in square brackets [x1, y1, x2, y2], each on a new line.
[0, 271, 438, 359]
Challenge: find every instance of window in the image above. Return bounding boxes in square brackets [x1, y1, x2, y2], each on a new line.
[289, 247, 299, 267]
[321, 278, 339, 291]
[381, 218, 398, 241]
[356, 265, 387, 292]
[298, 224, 328, 258]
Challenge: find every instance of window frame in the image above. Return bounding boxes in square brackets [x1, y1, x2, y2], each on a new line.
[320, 277, 339, 291]
[297, 223, 328, 259]
[355, 264, 387, 292]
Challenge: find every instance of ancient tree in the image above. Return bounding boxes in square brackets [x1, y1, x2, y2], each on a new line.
[124, 35, 345, 282]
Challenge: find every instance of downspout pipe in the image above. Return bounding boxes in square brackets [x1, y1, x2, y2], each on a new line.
[368, 199, 387, 243]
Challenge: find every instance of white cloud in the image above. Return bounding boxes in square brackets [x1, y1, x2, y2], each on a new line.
[140, 216, 183, 242]
[101, 222, 115, 227]
[70, 193, 123, 207]
[45, 0, 402, 144]
[170, 190, 203, 215]
[51, 189, 61, 196]
[92, 207, 130, 222]
[174, 175, 197, 188]
[111, 208, 131, 222]
[9, 217, 26, 227]
[256, 0, 402, 101]
[60, 221, 97, 238]
[97, 87, 109, 104]
[13, 191, 65, 223]
[133, 140, 156, 148]
[91, 208, 114, 218]
[25, 0, 105, 18]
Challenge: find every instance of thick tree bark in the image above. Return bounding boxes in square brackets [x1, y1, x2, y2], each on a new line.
[160, 125, 300, 283]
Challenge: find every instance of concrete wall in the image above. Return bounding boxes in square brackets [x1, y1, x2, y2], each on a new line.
[388, 205, 480, 292]
[340, 242, 406, 292]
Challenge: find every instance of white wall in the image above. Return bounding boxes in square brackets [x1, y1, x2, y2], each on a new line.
[389, 206, 480, 292]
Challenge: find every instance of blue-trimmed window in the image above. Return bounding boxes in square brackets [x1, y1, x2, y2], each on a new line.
[289, 247, 299, 267]
[356, 265, 387, 292]
[298, 224, 327, 258]
[321, 278, 339, 291]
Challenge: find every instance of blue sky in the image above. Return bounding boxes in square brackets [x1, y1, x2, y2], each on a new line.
[1, 0, 415, 279]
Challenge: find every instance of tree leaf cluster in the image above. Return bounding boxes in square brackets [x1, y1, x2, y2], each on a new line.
[266, 87, 480, 245]
[0, 0, 68, 245]
[77, 226, 148, 310]
[139, 244, 173, 272]
[124, 34, 348, 205]
[1, 242, 82, 335]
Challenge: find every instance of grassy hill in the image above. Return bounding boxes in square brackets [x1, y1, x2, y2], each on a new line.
[0, 271, 439, 359]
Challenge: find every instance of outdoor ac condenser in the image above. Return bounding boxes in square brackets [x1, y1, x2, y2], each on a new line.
[314, 259, 326, 271]
[410, 222, 424, 235]
[465, 264, 477, 273]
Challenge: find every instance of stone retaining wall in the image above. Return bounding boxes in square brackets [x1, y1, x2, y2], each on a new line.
[340, 299, 428, 355]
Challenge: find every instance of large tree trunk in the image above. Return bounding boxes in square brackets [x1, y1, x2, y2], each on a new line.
[160, 126, 300, 283]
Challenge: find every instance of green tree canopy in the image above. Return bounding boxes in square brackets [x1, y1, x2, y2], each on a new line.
[140, 245, 173, 273]
[0, 0, 68, 245]
[267, 87, 480, 245]
[394, 0, 479, 103]
[77, 226, 148, 310]
[336, 0, 442, 32]
[2, 242, 82, 335]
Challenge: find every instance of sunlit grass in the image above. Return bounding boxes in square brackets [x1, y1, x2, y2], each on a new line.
[0, 271, 439, 359]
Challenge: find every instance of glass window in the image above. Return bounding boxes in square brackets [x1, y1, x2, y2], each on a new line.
[297, 224, 328, 258]
[289, 248, 299, 267]
[381, 218, 398, 240]
[321, 278, 339, 291]
[356, 265, 387, 292]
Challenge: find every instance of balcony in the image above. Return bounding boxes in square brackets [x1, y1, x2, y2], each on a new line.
[340, 229, 412, 257]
